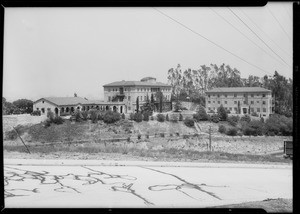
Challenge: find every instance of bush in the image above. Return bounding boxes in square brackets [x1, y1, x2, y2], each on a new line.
[31, 110, 41, 116]
[74, 110, 82, 122]
[226, 127, 238, 136]
[211, 114, 220, 123]
[146, 134, 149, 139]
[122, 113, 125, 119]
[217, 105, 228, 121]
[227, 115, 239, 127]
[170, 114, 178, 123]
[251, 112, 259, 117]
[143, 112, 149, 121]
[127, 137, 131, 142]
[129, 113, 135, 121]
[166, 114, 169, 121]
[184, 118, 195, 127]
[150, 116, 154, 120]
[193, 105, 209, 121]
[52, 116, 64, 125]
[242, 120, 264, 136]
[218, 125, 226, 134]
[160, 133, 165, 137]
[179, 113, 183, 121]
[157, 113, 165, 122]
[47, 110, 55, 121]
[183, 134, 189, 139]
[82, 111, 88, 120]
[89, 109, 98, 123]
[137, 134, 141, 140]
[265, 114, 292, 136]
[44, 118, 52, 128]
[103, 110, 121, 124]
[240, 115, 251, 123]
[97, 112, 104, 120]
[135, 112, 143, 122]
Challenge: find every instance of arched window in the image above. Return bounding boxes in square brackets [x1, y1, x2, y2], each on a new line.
[66, 107, 69, 113]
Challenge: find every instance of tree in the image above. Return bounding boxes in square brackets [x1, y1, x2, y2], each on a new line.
[217, 104, 228, 121]
[173, 98, 182, 112]
[136, 97, 139, 113]
[12, 99, 33, 114]
[155, 91, 164, 113]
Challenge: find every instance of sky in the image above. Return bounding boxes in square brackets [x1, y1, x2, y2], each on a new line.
[3, 2, 293, 102]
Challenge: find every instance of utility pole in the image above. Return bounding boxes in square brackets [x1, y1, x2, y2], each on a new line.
[209, 125, 212, 151]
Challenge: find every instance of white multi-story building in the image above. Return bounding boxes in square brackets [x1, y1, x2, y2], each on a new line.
[205, 87, 275, 118]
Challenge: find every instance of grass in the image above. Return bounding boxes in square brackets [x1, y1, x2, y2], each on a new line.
[3, 143, 291, 163]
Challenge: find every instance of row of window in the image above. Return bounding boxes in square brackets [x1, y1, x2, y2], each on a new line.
[106, 87, 171, 92]
[108, 95, 170, 102]
[208, 107, 267, 113]
[208, 100, 267, 105]
[208, 93, 267, 98]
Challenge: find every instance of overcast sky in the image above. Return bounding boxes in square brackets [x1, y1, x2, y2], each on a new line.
[3, 2, 293, 102]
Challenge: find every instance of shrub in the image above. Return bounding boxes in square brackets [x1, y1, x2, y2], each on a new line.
[137, 134, 141, 140]
[211, 114, 220, 123]
[44, 119, 52, 128]
[170, 114, 178, 123]
[242, 120, 264, 136]
[146, 134, 149, 139]
[103, 110, 121, 124]
[183, 134, 189, 139]
[143, 112, 149, 121]
[122, 113, 125, 119]
[184, 118, 195, 127]
[169, 133, 173, 137]
[179, 113, 183, 121]
[176, 132, 180, 137]
[97, 112, 104, 120]
[240, 115, 251, 123]
[129, 113, 135, 121]
[160, 133, 165, 137]
[82, 111, 88, 120]
[47, 110, 55, 121]
[157, 113, 165, 122]
[227, 115, 239, 127]
[218, 125, 226, 134]
[264, 114, 292, 136]
[127, 137, 131, 142]
[166, 114, 169, 121]
[135, 112, 143, 122]
[31, 110, 41, 116]
[74, 110, 82, 122]
[89, 109, 98, 123]
[52, 116, 64, 125]
[226, 127, 238, 136]
[260, 117, 264, 123]
[251, 112, 259, 117]
[193, 105, 209, 121]
[150, 116, 154, 120]
[217, 105, 228, 121]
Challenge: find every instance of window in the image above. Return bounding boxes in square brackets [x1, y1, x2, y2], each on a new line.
[263, 108, 266, 112]
[262, 94, 266, 97]
[251, 94, 254, 97]
[42, 101, 44, 104]
[108, 89, 111, 92]
[217, 94, 220, 98]
[208, 101, 211, 104]
[263, 114, 266, 117]
[244, 101, 246, 104]
[243, 94, 246, 97]
[213, 101, 215, 103]
[251, 101, 254, 104]
[137, 88, 139, 92]
[263, 101, 266, 105]
[128, 106, 131, 110]
[145, 96, 147, 101]
[225, 94, 227, 98]
[125, 88, 127, 91]
[257, 101, 259, 103]
[208, 95, 210, 98]
[234, 101, 237, 104]
[234, 94, 237, 97]
[140, 96, 143, 101]
[225, 107, 227, 110]
[229, 107, 232, 110]
[257, 94, 259, 97]
[218, 101, 220, 104]
[257, 108, 260, 112]
[208, 107, 211, 110]
[234, 107, 237, 111]
[37, 108, 39, 111]
[128, 96, 131, 101]
[108, 96, 111, 101]
[251, 108, 254, 112]
[225, 101, 227, 104]
[41, 108, 45, 113]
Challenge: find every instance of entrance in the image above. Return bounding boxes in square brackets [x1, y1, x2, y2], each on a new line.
[243, 108, 247, 114]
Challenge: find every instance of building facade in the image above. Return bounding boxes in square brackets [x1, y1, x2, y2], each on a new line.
[33, 77, 172, 115]
[103, 77, 172, 113]
[205, 87, 274, 118]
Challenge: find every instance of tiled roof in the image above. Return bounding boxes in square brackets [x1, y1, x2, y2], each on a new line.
[34, 97, 106, 106]
[103, 80, 170, 87]
[206, 87, 271, 93]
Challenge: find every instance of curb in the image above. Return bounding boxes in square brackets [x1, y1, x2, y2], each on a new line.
[4, 159, 292, 169]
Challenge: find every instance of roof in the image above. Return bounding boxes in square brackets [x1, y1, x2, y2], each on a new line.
[103, 80, 171, 87]
[34, 97, 106, 106]
[206, 87, 271, 93]
[140, 77, 156, 82]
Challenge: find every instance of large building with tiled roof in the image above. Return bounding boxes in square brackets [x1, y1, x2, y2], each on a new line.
[33, 77, 172, 115]
[103, 77, 172, 113]
[205, 87, 274, 118]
